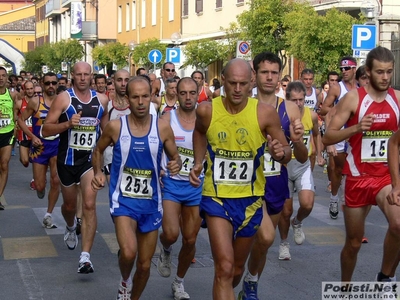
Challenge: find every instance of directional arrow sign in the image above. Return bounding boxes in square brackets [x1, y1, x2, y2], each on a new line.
[148, 49, 162, 64]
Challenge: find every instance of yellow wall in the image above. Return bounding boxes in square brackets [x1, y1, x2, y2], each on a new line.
[0, 5, 35, 52]
[33, 0, 48, 44]
[0, 1, 29, 13]
[0, 4, 35, 25]
[117, 0, 181, 45]
[97, 0, 117, 40]
[0, 33, 35, 53]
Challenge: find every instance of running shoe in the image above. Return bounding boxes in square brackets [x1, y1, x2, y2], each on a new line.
[171, 280, 190, 300]
[78, 254, 94, 274]
[291, 218, 305, 245]
[37, 189, 45, 199]
[76, 218, 82, 236]
[362, 237, 368, 243]
[116, 278, 132, 300]
[278, 242, 291, 260]
[42, 215, 57, 229]
[30, 179, 36, 191]
[329, 201, 339, 219]
[238, 279, 259, 300]
[64, 226, 78, 250]
[157, 247, 172, 277]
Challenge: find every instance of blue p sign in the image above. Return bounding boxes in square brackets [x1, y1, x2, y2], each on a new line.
[352, 25, 377, 51]
[166, 48, 181, 64]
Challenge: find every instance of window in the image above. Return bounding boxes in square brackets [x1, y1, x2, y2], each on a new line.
[236, 0, 244, 5]
[151, 0, 156, 26]
[169, 0, 174, 21]
[118, 5, 122, 33]
[141, 0, 146, 28]
[216, 0, 222, 9]
[126, 3, 130, 31]
[237, 0, 244, 2]
[182, 0, 188, 16]
[132, 1, 136, 30]
[195, 0, 203, 14]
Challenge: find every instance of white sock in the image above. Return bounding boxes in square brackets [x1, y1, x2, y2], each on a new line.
[245, 271, 258, 282]
[390, 275, 397, 282]
[44, 212, 51, 218]
[330, 194, 339, 202]
[122, 276, 132, 284]
[164, 246, 172, 252]
[281, 239, 288, 244]
[175, 276, 184, 284]
[80, 251, 90, 259]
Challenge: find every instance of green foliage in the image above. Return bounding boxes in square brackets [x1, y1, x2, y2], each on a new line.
[131, 38, 168, 71]
[222, 22, 245, 60]
[23, 39, 84, 74]
[92, 42, 130, 70]
[284, 7, 363, 81]
[237, 0, 304, 69]
[182, 39, 226, 70]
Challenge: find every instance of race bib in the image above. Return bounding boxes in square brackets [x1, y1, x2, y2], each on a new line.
[289, 131, 311, 151]
[70, 125, 97, 150]
[213, 149, 253, 186]
[178, 146, 194, 176]
[0, 117, 11, 128]
[361, 130, 392, 162]
[263, 151, 281, 177]
[120, 167, 153, 199]
[25, 117, 32, 127]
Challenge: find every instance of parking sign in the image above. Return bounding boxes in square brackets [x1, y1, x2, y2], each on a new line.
[352, 25, 377, 50]
[166, 48, 181, 64]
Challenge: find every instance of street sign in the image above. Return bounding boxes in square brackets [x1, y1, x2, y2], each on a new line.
[148, 49, 162, 64]
[61, 62, 68, 71]
[166, 48, 181, 64]
[236, 41, 251, 60]
[352, 25, 376, 50]
[353, 50, 369, 59]
[42, 65, 48, 73]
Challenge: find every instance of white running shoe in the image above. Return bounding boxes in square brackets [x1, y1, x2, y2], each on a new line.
[157, 247, 172, 277]
[42, 215, 57, 229]
[278, 242, 291, 260]
[291, 218, 305, 245]
[116, 278, 132, 300]
[171, 280, 190, 300]
[329, 201, 339, 219]
[77, 254, 94, 274]
[64, 226, 78, 250]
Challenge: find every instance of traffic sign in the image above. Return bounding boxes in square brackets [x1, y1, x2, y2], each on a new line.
[236, 41, 251, 60]
[42, 65, 48, 73]
[148, 49, 162, 64]
[352, 25, 376, 50]
[166, 48, 181, 64]
[353, 50, 369, 59]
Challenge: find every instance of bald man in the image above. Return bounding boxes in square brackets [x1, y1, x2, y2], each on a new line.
[42, 61, 109, 274]
[189, 58, 291, 300]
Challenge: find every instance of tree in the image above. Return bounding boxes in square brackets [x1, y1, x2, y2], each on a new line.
[131, 38, 168, 71]
[222, 22, 245, 60]
[182, 39, 226, 70]
[47, 39, 84, 73]
[284, 7, 363, 81]
[237, 0, 305, 69]
[23, 43, 52, 75]
[92, 42, 130, 71]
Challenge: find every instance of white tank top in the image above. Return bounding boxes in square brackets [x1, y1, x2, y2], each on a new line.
[304, 87, 317, 109]
[335, 81, 349, 105]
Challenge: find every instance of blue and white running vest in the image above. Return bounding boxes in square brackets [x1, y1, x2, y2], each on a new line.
[109, 115, 163, 214]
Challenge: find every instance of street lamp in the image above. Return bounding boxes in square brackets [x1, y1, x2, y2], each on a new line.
[171, 32, 182, 47]
[361, 0, 381, 24]
[128, 40, 136, 76]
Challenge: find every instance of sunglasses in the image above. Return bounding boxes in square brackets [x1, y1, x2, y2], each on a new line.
[44, 81, 58, 86]
[164, 68, 175, 72]
[340, 67, 354, 72]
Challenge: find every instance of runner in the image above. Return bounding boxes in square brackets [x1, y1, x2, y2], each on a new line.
[191, 70, 212, 103]
[91, 76, 181, 300]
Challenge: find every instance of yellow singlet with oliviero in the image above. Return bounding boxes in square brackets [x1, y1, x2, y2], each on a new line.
[291, 106, 313, 159]
[203, 96, 266, 198]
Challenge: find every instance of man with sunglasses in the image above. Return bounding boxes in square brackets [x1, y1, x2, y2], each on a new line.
[17, 72, 60, 229]
[153, 62, 176, 98]
[320, 57, 358, 220]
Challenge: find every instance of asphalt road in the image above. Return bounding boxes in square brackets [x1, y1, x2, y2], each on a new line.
[0, 150, 391, 299]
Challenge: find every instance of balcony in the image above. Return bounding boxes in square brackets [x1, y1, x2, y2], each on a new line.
[306, 0, 363, 15]
[46, 0, 62, 18]
[81, 21, 97, 41]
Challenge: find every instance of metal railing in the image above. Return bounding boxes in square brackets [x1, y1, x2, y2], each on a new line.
[391, 33, 400, 89]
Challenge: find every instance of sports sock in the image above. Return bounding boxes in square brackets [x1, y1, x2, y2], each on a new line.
[245, 271, 258, 282]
